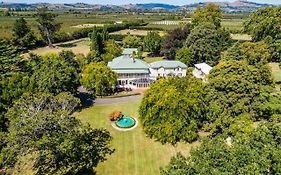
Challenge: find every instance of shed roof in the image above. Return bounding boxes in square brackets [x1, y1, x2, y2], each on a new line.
[150, 60, 187, 69]
[194, 63, 212, 75]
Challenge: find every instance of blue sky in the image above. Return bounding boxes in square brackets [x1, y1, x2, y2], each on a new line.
[3, 0, 281, 5]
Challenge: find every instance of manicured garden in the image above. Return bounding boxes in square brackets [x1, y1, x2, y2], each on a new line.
[75, 100, 199, 175]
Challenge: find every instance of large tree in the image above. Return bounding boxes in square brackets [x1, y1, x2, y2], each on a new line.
[1, 92, 113, 175]
[204, 60, 270, 135]
[191, 3, 222, 29]
[36, 7, 60, 47]
[175, 47, 192, 67]
[102, 40, 122, 63]
[161, 121, 281, 175]
[143, 31, 163, 56]
[139, 77, 205, 144]
[0, 73, 30, 131]
[161, 25, 190, 60]
[90, 27, 105, 57]
[80, 62, 117, 97]
[222, 41, 271, 66]
[186, 23, 231, 66]
[12, 17, 37, 49]
[122, 35, 142, 48]
[244, 6, 281, 42]
[222, 41, 273, 86]
[0, 39, 21, 76]
[29, 52, 80, 95]
[244, 7, 281, 63]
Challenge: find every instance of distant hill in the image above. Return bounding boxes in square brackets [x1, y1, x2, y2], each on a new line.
[123, 3, 179, 10]
[0, 1, 275, 12]
[181, 0, 275, 12]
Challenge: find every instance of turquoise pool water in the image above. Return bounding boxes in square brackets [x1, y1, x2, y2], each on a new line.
[116, 116, 135, 128]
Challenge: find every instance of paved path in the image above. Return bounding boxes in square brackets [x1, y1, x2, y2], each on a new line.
[94, 94, 143, 105]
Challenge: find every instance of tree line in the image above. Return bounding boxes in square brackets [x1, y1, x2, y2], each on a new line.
[138, 4, 281, 174]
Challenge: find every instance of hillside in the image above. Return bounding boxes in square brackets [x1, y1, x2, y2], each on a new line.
[0, 1, 275, 12]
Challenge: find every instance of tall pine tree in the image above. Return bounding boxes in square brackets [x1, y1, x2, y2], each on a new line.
[0, 39, 21, 76]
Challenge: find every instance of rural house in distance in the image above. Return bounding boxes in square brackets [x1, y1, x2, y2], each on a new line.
[108, 48, 187, 89]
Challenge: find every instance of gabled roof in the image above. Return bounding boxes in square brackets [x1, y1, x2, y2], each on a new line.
[150, 60, 187, 69]
[108, 55, 150, 73]
[194, 63, 212, 75]
[122, 48, 138, 55]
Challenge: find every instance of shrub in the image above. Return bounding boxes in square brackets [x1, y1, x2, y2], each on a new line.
[108, 110, 123, 121]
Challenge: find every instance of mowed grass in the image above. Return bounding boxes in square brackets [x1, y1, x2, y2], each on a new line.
[111, 29, 166, 36]
[24, 38, 90, 57]
[231, 34, 252, 41]
[75, 100, 198, 175]
[269, 62, 281, 82]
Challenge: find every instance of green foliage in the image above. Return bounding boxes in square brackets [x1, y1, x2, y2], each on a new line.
[12, 17, 37, 49]
[260, 92, 281, 119]
[29, 52, 80, 95]
[186, 23, 231, 66]
[136, 47, 144, 59]
[89, 27, 105, 56]
[80, 62, 117, 97]
[175, 47, 192, 67]
[36, 7, 61, 47]
[122, 35, 142, 48]
[244, 6, 281, 42]
[270, 39, 281, 62]
[139, 77, 205, 144]
[1, 92, 114, 175]
[191, 3, 222, 29]
[143, 31, 163, 56]
[161, 122, 281, 174]
[222, 41, 271, 66]
[102, 40, 122, 63]
[0, 73, 31, 130]
[222, 41, 274, 86]
[0, 39, 21, 76]
[161, 26, 190, 60]
[204, 61, 267, 134]
[2, 10, 10, 16]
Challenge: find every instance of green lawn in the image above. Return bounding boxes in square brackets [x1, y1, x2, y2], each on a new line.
[75, 100, 198, 175]
[269, 62, 281, 83]
[144, 56, 164, 63]
[23, 38, 90, 57]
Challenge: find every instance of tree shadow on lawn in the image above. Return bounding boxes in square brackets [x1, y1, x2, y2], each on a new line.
[76, 92, 96, 111]
[57, 43, 77, 48]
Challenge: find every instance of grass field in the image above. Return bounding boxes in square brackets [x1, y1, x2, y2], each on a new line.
[269, 62, 281, 83]
[231, 34, 252, 41]
[144, 56, 164, 63]
[111, 29, 166, 36]
[0, 12, 181, 38]
[75, 100, 198, 175]
[24, 38, 90, 57]
[0, 13, 246, 39]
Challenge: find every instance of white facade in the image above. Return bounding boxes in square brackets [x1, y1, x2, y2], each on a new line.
[108, 50, 188, 89]
[150, 67, 187, 78]
[192, 63, 212, 81]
